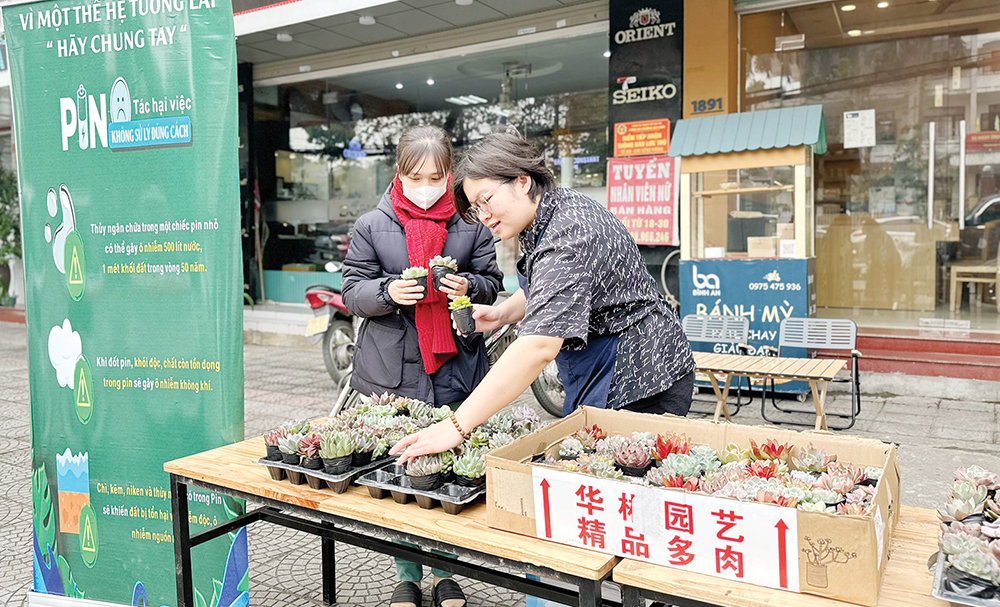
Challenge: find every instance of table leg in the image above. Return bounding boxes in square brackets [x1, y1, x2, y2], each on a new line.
[950, 271, 959, 313]
[321, 521, 336, 605]
[810, 380, 829, 431]
[576, 579, 601, 607]
[707, 374, 732, 422]
[621, 585, 643, 607]
[170, 475, 194, 607]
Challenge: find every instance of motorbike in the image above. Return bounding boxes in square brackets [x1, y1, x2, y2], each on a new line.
[305, 267, 355, 387]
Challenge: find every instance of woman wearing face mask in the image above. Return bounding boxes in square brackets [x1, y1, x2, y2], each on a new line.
[340, 125, 501, 607]
[392, 129, 695, 464]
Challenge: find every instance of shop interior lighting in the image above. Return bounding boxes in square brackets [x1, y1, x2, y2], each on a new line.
[426, 78, 435, 86]
[840, 4, 856, 10]
[847, 29, 862, 36]
[395, 82, 404, 89]
[276, 32, 293, 42]
[603, 50, 611, 58]
[358, 15, 376, 25]
[877, 1, 889, 7]
[456, 0, 474, 5]
[444, 95, 488, 106]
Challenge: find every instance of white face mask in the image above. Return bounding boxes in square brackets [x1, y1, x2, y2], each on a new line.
[402, 183, 448, 210]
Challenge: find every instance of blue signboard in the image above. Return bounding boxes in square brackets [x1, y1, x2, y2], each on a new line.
[680, 258, 816, 394]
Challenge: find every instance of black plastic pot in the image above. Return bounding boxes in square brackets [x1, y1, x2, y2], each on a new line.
[454, 474, 485, 488]
[286, 470, 306, 485]
[431, 265, 455, 292]
[368, 486, 388, 499]
[306, 474, 326, 490]
[301, 457, 323, 470]
[352, 450, 374, 467]
[615, 462, 653, 477]
[858, 478, 878, 488]
[266, 466, 286, 482]
[323, 455, 352, 475]
[452, 307, 475, 334]
[408, 472, 443, 491]
[415, 494, 436, 510]
[391, 490, 411, 504]
[412, 275, 428, 301]
[326, 479, 351, 493]
[944, 566, 998, 599]
[266, 445, 282, 461]
[281, 452, 301, 466]
[441, 502, 466, 515]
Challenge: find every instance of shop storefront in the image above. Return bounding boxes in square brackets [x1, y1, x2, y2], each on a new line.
[738, 0, 1000, 330]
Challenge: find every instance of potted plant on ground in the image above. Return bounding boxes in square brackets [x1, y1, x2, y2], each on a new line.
[406, 454, 443, 491]
[429, 255, 458, 292]
[453, 449, 486, 488]
[400, 266, 428, 301]
[319, 431, 355, 475]
[449, 296, 475, 334]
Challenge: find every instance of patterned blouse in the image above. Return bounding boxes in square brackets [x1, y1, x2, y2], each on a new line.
[517, 188, 695, 409]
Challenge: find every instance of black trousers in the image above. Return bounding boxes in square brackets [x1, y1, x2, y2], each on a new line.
[622, 371, 695, 417]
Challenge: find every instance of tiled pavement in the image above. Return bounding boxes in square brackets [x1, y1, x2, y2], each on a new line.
[3, 319, 1000, 606]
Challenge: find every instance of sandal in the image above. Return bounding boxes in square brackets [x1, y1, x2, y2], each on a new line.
[389, 581, 421, 607]
[432, 579, 466, 607]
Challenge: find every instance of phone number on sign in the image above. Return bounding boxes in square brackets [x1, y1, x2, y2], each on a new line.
[749, 283, 802, 291]
[629, 230, 673, 244]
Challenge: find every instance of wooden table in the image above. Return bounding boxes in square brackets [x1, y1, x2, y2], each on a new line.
[694, 352, 847, 430]
[614, 505, 945, 607]
[164, 436, 619, 607]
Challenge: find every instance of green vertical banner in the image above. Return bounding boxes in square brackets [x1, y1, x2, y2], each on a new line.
[4, 1, 247, 606]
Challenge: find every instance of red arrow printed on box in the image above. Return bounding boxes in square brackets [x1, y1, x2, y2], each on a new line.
[775, 519, 789, 589]
[540, 478, 552, 538]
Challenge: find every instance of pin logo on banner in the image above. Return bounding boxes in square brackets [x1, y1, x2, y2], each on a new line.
[532, 467, 800, 592]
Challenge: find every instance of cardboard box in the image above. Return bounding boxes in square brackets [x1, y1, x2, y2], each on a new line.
[486, 408, 901, 606]
[777, 222, 796, 241]
[747, 236, 777, 257]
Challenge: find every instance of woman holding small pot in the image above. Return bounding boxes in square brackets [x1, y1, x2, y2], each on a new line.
[392, 130, 695, 464]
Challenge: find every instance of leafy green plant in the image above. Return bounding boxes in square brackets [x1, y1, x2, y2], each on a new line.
[401, 266, 428, 279]
[448, 296, 472, 311]
[454, 449, 486, 478]
[319, 431, 355, 458]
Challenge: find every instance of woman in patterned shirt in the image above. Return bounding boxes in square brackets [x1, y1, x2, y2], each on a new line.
[393, 130, 695, 462]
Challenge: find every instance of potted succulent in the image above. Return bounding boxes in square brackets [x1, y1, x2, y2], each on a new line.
[282, 420, 312, 435]
[319, 431, 355, 475]
[400, 266, 428, 300]
[298, 434, 323, 469]
[263, 428, 287, 461]
[429, 255, 459, 291]
[277, 434, 303, 466]
[449, 296, 475, 334]
[439, 449, 456, 483]
[453, 449, 486, 488]
[613, 438, 653, 477]
[406, 454, 443, 491]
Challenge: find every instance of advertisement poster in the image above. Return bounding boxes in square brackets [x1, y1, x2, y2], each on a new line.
[608, 0, 683, 127]
[613, 119, 671, 158]
[679, 259, 815, 394]
[607, 155, 679, 246]
[4, 1, 247, 605]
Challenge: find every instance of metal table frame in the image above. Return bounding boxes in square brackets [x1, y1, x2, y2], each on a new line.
[622, 585, 719, 607]
[170, 473, 617, 607]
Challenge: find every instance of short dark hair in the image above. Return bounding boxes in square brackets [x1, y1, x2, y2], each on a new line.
[452, 131, 556, 223]
[396, 125, 452, 177]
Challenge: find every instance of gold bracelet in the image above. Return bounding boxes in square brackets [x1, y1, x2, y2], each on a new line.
[449, 410, 470, 440]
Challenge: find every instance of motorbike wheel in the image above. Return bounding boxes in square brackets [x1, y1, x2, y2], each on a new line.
[531, 360, 565, 418]
[322, 320, 355, 385]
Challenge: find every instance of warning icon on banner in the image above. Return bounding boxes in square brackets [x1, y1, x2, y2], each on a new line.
[79, 503, 99, 567]
[65, 231, 86, 301]
[74, 357, 93, 424]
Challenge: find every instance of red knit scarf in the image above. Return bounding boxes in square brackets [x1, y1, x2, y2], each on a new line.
[390, 176, 458, 375]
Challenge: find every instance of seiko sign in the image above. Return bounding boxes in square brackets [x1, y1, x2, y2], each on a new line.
[612, 76, 677, 105]
[614, 8, 677, 45]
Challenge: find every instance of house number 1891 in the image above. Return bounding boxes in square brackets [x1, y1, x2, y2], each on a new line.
[691, 98, 724, 115]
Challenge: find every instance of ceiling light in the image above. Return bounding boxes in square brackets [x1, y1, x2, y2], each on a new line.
[358, 15, 376, 25]
[276, 32, 293, 42]
[456, 0, 473, 5]
[395, 82, 404, 89]
[847, 29, 862, 36]
[603, 50, 611, 58]
[444, 95, 488, 106]
[426, 78, 435, 86]
[877, 1, 889, 6]
[840, 3, 856, 10]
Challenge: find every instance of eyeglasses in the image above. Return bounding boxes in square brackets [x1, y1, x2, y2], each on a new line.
[470, 180, 513, 220]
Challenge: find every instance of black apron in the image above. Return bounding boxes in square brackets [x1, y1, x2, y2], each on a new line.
[517, 228, 619, 416]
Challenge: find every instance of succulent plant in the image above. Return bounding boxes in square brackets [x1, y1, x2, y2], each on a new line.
[798, 501, 837, 513]
[614, 440, 652, 469]
[467, 428, 489, 450]
[559, 437, 585, 459]
[487, 412, 514, 434]
[277, 433, 303, 455]
[758, 490, 799, 508]
[448, 296, 473, 311]
[813, 472, 856, 495]
[281, 420, 311, 435]
[319, 431, 355, 459]
[510, 405, 541, 434]
[439, 450, 455, 476]
[429, 255, 459, 271]
[941, 530, 990, 555]
[401, 266, 428, 279]
[489, 432, 516, 450]
[749, 439, 794, 463]
[790, 469, 819, 485]
[689, 445, 721, 473]
[454, 449, 487, 479]
[718, 443, 749, 465]
[747, 459, 781, 480]
[956, 465, 1000, 491]
[792, 445, 837, 474]
[827, 462, 867, 486]
[631, 432, 657, 448]
[587, 459, 625, 481]
[950, 550, 999, 583]
[406, 454, 442, 477]
[367, 404, 397, 418]
[407, 400, 433, 420]
[653, 433, 690, 460]
[352, 429, 378, 453]
[954, 482, 990, 507]
[264, 427, 288, 446]
[661, 453, 703, 479]
[372, 437, 390, 459]
[432, 405, 452, 423]
[369, 391, 396, 407]
[298, 433, 323, 459]
[939, 496, 987, 523]
[864, 467, 883, 482]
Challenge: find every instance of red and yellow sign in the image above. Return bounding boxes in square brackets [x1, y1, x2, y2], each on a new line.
[613, 118, 671, 157]
[967, 131, 1000, 151]
[607, 155, 678, 246]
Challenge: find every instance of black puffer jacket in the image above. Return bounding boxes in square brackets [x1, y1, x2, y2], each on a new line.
[342, 189, 503, 405]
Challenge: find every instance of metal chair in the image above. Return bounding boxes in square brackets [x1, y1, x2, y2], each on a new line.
[762, 317, 863, 430]
[681, 314, 753, 415]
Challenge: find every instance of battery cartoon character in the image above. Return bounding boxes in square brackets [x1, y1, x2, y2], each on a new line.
[76, 85, 88, 150]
